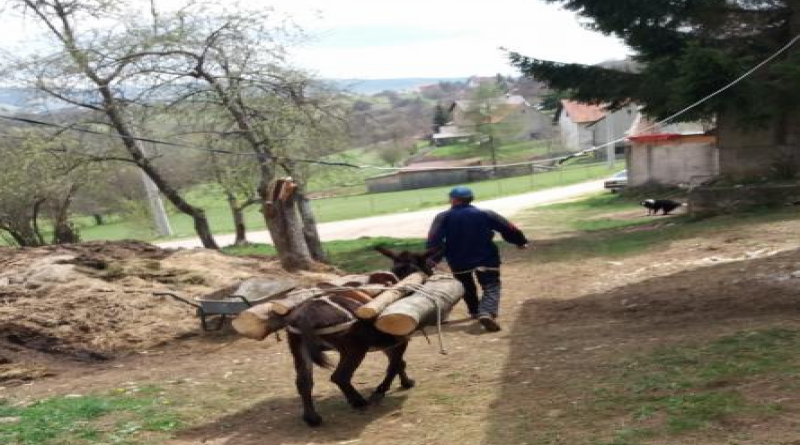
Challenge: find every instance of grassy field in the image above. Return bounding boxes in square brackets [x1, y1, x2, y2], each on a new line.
[0, 386, 181, 445]
[223, 236, 427, 273]
[75, 163, 614, 243]
[424, 139, 559, 162]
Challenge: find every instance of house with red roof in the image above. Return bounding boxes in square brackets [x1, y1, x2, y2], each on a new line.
[556, 100, 637, 153]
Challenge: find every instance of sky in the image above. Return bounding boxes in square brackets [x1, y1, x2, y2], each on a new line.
[0, 0, 631, 79]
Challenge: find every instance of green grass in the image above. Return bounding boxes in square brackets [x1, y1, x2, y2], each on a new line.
[75, 163, 613, 243]
[426, 139, 558, 162]
[590, 329, 800, 443]
[521, 196, 800, 262]
[0, 387, 181, 445]
[223, 236, 426, 273]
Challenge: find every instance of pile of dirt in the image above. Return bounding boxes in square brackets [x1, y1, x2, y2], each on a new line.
[0, 241, 333, 381]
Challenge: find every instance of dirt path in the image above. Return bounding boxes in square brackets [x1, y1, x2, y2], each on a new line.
[157, 180, 604, 249]
[9, 211, 800, 445]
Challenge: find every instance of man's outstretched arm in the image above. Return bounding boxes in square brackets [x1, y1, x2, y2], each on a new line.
[484, 210, 529, 247]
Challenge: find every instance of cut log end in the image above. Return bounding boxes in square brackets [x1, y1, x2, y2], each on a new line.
[232, 303, 285, 340]
[232, 312, 270, 340]
[271, 303, 291, 315]
[355, 306, 379, 319]
[374, 314, 418, 336]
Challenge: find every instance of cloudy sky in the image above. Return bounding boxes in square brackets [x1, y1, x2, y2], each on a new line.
[0, 0, 631, 79]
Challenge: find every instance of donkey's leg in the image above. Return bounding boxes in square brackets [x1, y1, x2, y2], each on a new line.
[370, 342, 413, 403]
[289, 334, 322, 426]
[331, 345, 369, 409]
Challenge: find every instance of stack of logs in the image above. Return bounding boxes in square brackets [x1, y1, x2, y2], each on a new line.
[232, 271, 464, 340]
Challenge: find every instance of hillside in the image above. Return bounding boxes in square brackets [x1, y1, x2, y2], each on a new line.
[329, 77, 468, 94]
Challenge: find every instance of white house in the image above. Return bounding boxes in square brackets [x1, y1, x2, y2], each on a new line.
[433, 94, 553, 145]
[556, 100, 637, 152]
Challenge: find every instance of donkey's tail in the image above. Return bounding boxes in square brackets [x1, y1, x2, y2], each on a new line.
[296, 318, 333, 369]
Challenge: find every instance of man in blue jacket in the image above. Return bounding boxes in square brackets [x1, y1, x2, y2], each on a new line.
[427, 186, 529, 332]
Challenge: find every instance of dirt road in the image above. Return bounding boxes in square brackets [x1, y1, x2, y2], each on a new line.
[9, 209, 800, 445]
[158, 180, 604, 249]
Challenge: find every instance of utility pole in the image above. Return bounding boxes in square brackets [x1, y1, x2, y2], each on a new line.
[139, 142, 173, 237]
[605, 109, 616, 169]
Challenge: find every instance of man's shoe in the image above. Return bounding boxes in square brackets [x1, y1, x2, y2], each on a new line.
[478, 315, 501, 332]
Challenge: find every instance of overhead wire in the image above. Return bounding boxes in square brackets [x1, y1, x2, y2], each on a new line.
[0, 33, 796, 172]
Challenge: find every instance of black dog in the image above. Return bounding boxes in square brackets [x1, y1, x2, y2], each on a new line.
[641, 199, 682, 215]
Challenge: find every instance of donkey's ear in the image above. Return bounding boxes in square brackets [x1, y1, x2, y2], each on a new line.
[374, 246, 400, 260]
[423, 246, 441, 258]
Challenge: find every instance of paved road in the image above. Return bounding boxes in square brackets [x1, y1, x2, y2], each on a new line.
[157, 180, 605, 249]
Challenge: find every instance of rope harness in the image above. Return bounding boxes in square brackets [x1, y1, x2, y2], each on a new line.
[452, 266, 501, 275]
[283, 279, 455, 356]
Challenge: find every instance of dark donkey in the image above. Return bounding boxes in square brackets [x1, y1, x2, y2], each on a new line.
[283, 246, 437, 426]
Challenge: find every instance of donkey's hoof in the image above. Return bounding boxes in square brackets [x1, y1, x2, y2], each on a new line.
[368, 392, 386, 405]
[400, 378, 416, 389]
[303, 413, 323, 427]
[350, 398, 370, 410]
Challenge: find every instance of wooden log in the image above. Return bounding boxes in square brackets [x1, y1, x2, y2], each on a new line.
[232, 303, 286, 340]
[317, 274, 378, 301]
[368, 271, 398, 286]
[317, 274, 370, 289]
[271, 288, 326, 315]
[374, 275, 464, 336]
[355, 271, 426, 319]
[338, 289, 373, 304]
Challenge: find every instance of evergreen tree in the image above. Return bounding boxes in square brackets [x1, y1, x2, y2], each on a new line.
[432, 103, 449, 132]
[508, 0, 799, 125]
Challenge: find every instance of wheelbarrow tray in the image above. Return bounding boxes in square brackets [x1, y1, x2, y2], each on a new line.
[194, 294, 271, 314]
[155, 277, 298, 331]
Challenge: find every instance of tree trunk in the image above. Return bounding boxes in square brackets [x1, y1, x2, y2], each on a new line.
[137, 159, 218, 249]
[226, 192, 248, 246]
[96, 87, 219, 249]
[51, 184, 80, 245]
[294, 184, 327, 262]
[259, 178, 315, 270]
[92, 214, 104, 225]
[30, 198, 46, 246]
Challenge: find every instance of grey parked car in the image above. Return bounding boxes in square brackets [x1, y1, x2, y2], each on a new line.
[604, 170, 627, 192]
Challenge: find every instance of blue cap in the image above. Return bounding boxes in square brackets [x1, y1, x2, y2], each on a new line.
[449, 186, 474, 199]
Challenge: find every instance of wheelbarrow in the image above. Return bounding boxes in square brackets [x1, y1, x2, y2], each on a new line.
[154, 278, 298, 331]
[153, 291, 262, 331]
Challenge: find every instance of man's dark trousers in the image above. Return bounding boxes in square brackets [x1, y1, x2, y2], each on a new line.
[453, 269, 501, 317]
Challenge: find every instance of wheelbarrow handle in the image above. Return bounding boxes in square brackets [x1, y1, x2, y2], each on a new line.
[153, 292, 202, 310]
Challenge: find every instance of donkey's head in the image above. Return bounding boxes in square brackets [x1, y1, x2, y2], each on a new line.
[374, 246, 439, 279]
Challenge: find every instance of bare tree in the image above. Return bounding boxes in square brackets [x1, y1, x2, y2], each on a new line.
[0, 129, 90, 246]
[141, 6, 342, 269]
[6, 0, 219, 248]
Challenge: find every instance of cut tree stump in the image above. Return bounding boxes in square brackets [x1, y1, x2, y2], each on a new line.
[355, 272, 426, 319]
[232, 303, 286, 340]
[374, 274, 464, 336]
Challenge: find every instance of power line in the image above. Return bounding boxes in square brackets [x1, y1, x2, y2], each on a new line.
[2, 33, 797, 173]
[566, 33, 800, 161]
